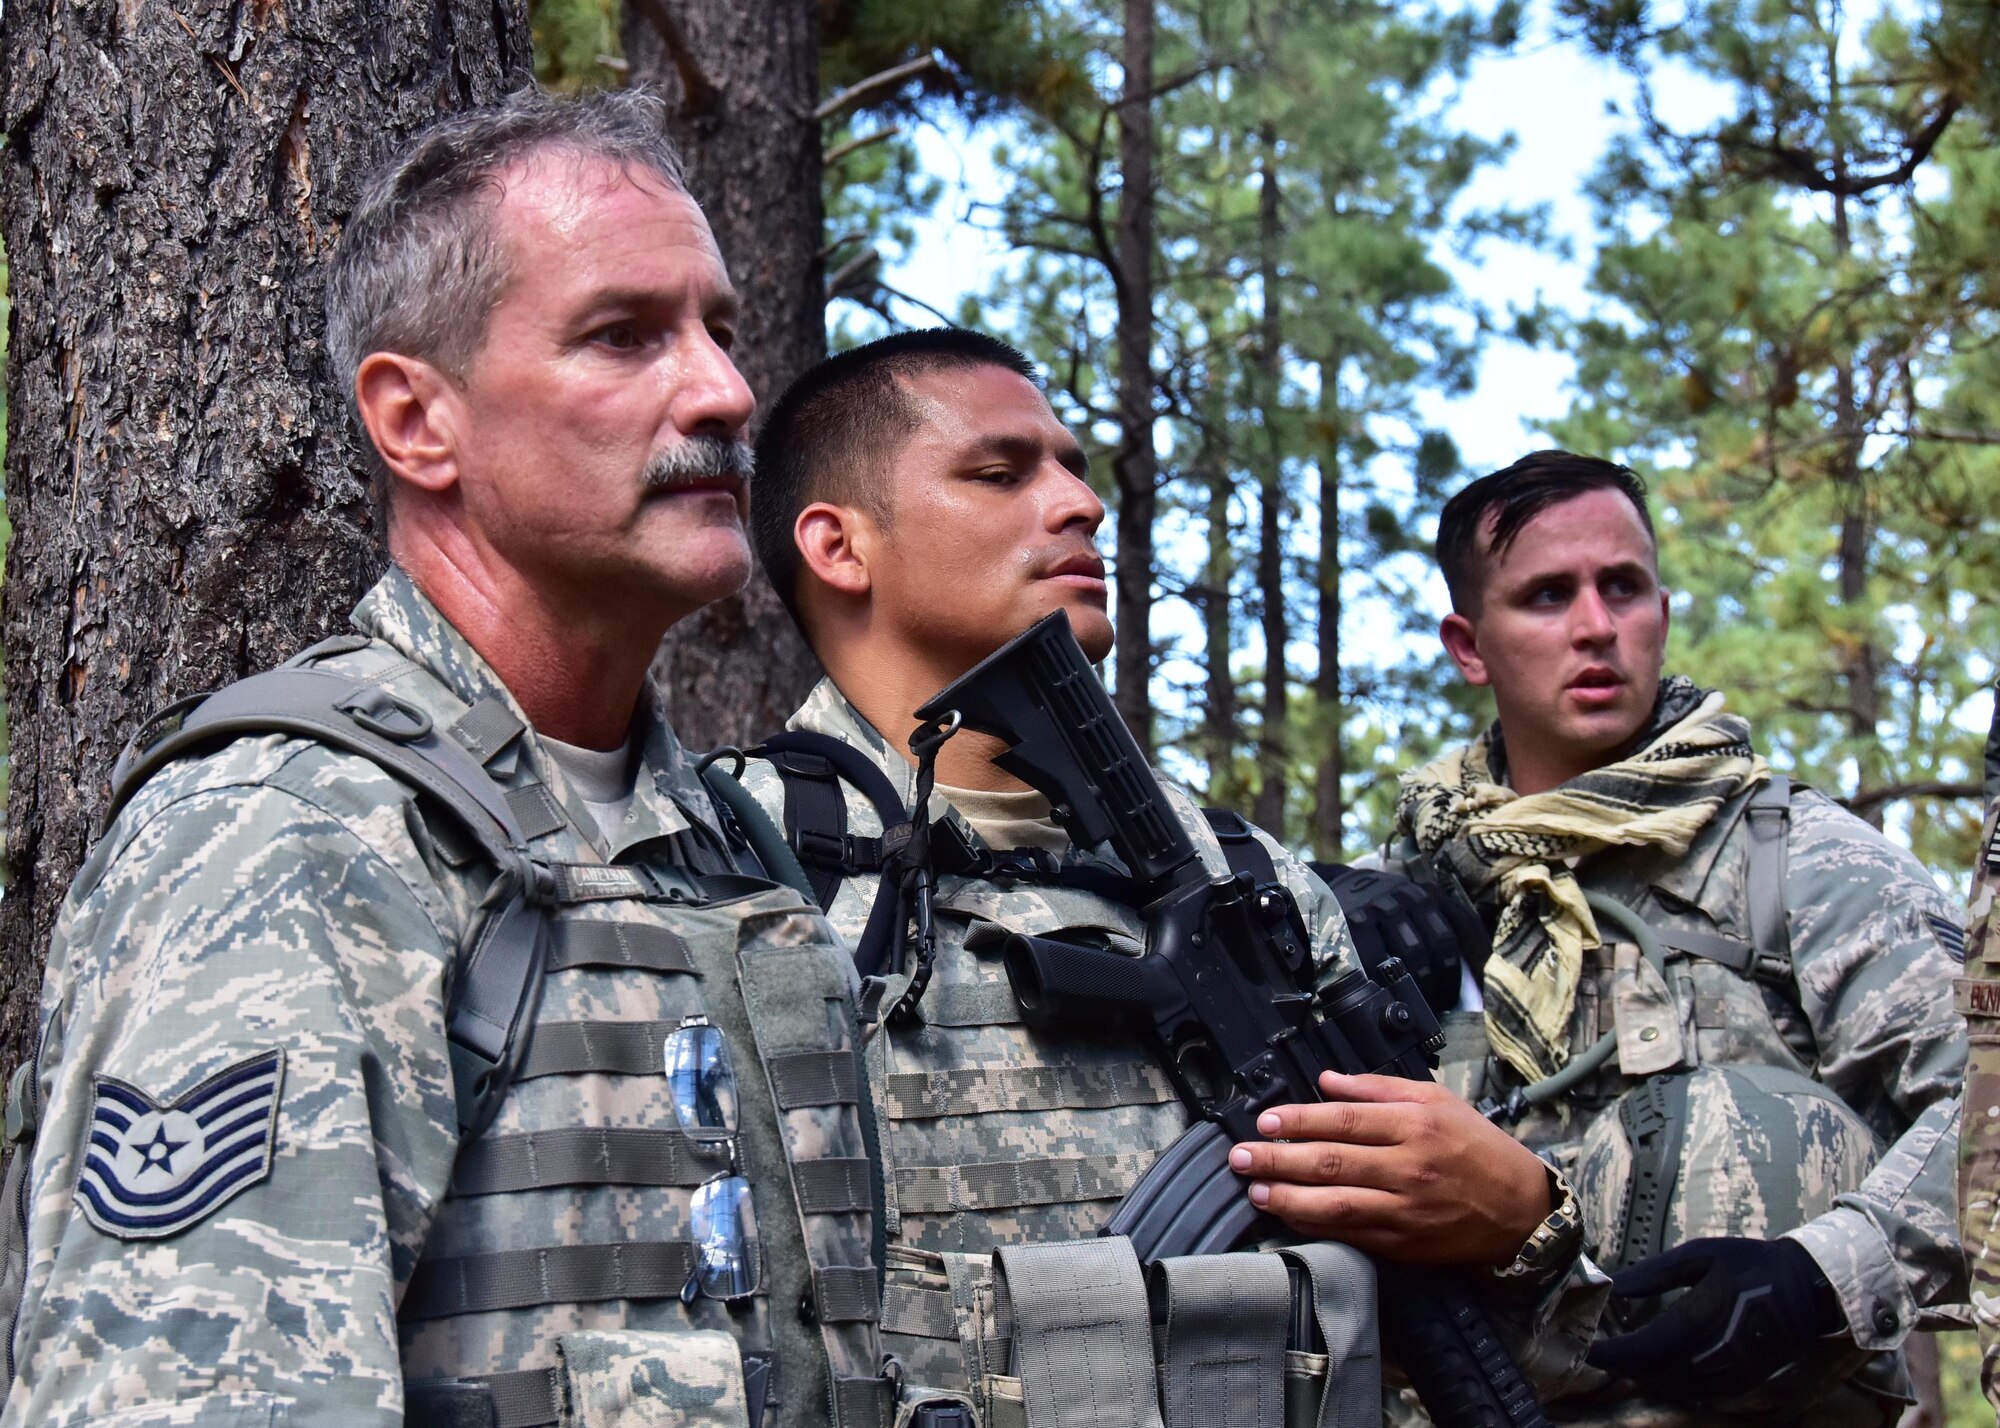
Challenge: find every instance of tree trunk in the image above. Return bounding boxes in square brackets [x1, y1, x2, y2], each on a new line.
[1827, 184, 1885, 828]
[1112, 0, 1158, 757]
[1198, 426, 1237, 806]
[624, 0, 824, 750]
[0, 2, 530, 1071]
[1252, 128, 1288, 836]
[1310, 355, 1344, 862]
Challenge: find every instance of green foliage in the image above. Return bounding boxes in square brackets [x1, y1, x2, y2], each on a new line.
[1554, 0, 2000, 868]
[959, 0, 1542, 855]
[531, 0, 624, 93]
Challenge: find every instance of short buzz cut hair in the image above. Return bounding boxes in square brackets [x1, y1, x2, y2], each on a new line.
[324, 86, 689, 512]
[1435, 449, 1655, 614]
[750, 328, 1041, 626]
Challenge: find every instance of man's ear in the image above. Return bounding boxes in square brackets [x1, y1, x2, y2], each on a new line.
[795, 501, 875, 599]
[1440, 611, 1491, 687]
[355, 352, 462, 496]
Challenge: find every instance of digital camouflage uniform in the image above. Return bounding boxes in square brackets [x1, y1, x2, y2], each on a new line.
[3, 569, 890, 1428]
[740, 679, 1602, 1420]
[1381, 703, 1968, 1427]
[1957, 788, 2000, 1418]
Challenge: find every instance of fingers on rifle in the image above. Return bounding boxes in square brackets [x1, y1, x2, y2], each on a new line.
[1317, 1071, 1446, 1104]
[1249, 1180, 1402, 1237]
[1232, 1136, 1403, 1190]
[1253, 1099, 1409, 1145]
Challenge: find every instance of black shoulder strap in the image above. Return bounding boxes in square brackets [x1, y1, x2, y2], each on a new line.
[105, 656, 547, 1139]
[1201, 807, 1280, 888]
[756, 730, 912, 908]
[1742, 774, 1794, 983]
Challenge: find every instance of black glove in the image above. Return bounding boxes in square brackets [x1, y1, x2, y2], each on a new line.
[1586, 1236, 1847, 1400]
[1310, 863, 1485, 1017]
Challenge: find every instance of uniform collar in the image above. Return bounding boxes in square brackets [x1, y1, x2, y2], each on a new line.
[350, 565, 712, 857]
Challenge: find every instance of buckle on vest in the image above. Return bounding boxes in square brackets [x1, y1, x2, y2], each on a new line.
[793, 827, 887, 872]
[1751, 948, 1792, 984]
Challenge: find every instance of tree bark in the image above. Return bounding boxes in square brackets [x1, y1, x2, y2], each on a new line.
[1828, 184, 1885, 828]
[1252, 128, 1288, 836]
[1198, 426, 1238, 807]
[624, 0, 824, 750]
[0, 0, 531, 1071]
[1310, 354, 1344, 862]
[1112, 0, 1158, 757]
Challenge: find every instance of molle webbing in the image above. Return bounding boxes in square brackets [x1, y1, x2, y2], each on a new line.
[406, 1365, 564, 1428]
[513, 1019, 676, 1079]
[505, 782, 570, 839]
[543, 919, 695, 974]
[993, 1237, 1164, 1428]
[882, 1062, 1175, 1119]
[402, 1240, 712, 1320]
[896, 1153, 1153, 1214]
[769, 1050, 862, 1109]
[1152, 1253, 1291, 1428]
[451, 1127, 724, 1196]
[883, 1283, 961, 1341]
[447, 695, 528, 764]
[730, 911, 895, 1428]
[915, 983, 1022, 1027]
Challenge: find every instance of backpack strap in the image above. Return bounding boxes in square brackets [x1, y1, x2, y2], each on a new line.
[105, 660, 549, 1139]
[1742, 775, 1793, 984]
[1201, 808, 1279, 888]
[1596, 779, 1796, 992]
[755, 732, 917, 981]
[696, 756, 817, 904]
[758, 731, 911, 905]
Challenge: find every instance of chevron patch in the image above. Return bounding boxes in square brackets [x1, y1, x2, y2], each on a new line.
[1928, 914, 1967, 963]
[77, 1050, 285, 1240]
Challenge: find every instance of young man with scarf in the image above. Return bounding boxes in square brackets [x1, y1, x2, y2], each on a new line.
[1351, 450, 1967, 1425]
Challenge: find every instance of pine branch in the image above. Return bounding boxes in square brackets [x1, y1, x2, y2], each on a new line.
[814, 55, 940, 124]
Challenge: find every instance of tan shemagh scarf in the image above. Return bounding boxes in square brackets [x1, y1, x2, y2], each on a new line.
[1394, 677, 1767, 1084]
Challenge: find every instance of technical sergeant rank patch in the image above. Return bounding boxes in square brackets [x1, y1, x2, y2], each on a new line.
[77, 1049, 285, 1240]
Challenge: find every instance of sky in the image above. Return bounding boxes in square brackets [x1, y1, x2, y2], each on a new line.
[841, 6, 1712, 701]
[871, 6, 1698, 477]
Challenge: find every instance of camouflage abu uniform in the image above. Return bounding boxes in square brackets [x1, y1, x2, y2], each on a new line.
[1956, 785, 2000, 1417]
[1380, 698, 1968, 1425]
[740, 679, 1600, 1414]
[4, 569, 889, 1428]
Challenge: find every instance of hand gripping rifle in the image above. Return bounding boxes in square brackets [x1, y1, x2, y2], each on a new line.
[913, 612, 1550, 1428]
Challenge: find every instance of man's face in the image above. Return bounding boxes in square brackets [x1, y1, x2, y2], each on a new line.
[1440, 488, 1669, 784]
[866, 363, 1111, 669]
[440, 152, 755, 625]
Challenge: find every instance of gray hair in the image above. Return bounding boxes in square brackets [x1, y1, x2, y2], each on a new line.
[324, 86, 690, 507]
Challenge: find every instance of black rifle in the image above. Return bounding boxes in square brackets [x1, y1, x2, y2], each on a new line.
[914, 611, 1550, 1428]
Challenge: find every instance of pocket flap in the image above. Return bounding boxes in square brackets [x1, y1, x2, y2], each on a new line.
[558, 1328, 751, 1428]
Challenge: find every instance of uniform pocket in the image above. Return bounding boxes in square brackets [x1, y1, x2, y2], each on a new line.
[557, 1328, 750, 1428]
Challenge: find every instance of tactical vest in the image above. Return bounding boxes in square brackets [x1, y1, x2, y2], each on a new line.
[736, 739, 1373, 1428]
[1427, 778, 1803, 1133]
[36, 637, 897, 1428]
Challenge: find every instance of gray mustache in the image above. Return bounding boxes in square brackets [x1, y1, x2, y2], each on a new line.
[644, 436, 754, 490]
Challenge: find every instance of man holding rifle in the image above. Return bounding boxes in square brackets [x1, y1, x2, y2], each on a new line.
[1365, 451, 1967, 1425]
[734, 329, 1602, 1426]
